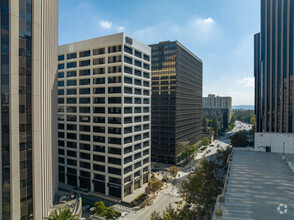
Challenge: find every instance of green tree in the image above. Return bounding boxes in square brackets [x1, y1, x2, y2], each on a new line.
[179, 159, 222, 220]
[202, 117, 208, 129]
[222, 112, 228, 130]
[150, 204, 189, 220]
[148, 177, 163, 193]
[94, 201, 106, 216]
[230, 114, 237, 123]
[201, 137, 210, 146]
[104, 207, 121, 219]
[211, 115, 220, 137]
[169, 166, 180, 179]
[44, 208, 79, 220]
[229, 130, 248, 147]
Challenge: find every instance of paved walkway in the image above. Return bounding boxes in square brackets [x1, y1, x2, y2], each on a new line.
[220, 150, 294, 220]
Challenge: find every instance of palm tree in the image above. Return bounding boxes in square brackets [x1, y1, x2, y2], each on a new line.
[44, 207, 80, 220]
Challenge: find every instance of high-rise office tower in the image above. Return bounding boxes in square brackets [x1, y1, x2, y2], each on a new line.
[0, 0, 58, 219]
[150, 41, 202, 165]
[255, 0, 294, 133]
[57, 33, 151, 200]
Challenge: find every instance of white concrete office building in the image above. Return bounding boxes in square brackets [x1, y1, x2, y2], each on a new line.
[0, 0, 58, 219]
[57, 33, 151, 200]
[203, 94, 232, 121]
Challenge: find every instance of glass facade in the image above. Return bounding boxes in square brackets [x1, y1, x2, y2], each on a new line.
[256, 0, 294, 133]
[1, 0, 10, 219]
[150, 41, 202, 164]
[19, 0, 33, 219]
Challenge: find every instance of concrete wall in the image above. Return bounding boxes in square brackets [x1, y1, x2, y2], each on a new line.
[254, 132, 294, 154]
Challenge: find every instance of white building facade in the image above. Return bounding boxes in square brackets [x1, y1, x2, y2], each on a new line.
[57, 33, 151, 200]
[255, 132, 294, 154]
[203, 94, 232, 120]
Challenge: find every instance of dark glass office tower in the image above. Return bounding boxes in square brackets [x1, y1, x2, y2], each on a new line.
[0, 1, 58, 219]
[255, 0, 294, 133]
[150, 41, 202, 165]
[254, 33, 262, 132]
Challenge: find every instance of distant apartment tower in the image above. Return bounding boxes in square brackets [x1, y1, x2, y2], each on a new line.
[150, 41, 202, 165]
[0, 0, 58, 219]
[202, 94, 232, 121]
[57, 33, 151, 200]
[254, 0, 294, 133]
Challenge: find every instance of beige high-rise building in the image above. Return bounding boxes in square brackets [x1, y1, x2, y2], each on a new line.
[0, 0, 58, 219]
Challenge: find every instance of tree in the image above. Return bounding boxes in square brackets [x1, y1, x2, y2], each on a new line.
[202, 117, 208, 129]
[179, 159, 222, 220]
[150, 204, 189, 220]
[44, 208, 79, 220]
[211, 115, 220, 137]
[94, 201, 106, 216]
[104, 207, 121, 219]
[201, 137, 210, 146]
[222, 112, 228, 130]
[229, 130, 248, 147]
[230, 114, 237, 124]
[169, 166, 180, 179]
[148, 177, 163, 193]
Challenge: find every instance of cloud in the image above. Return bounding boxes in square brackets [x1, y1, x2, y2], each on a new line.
[238, 77, 254, 88]
[100, 20, 112, 29]
[198, 17, 214, 24]
[116, 26, 125, 31]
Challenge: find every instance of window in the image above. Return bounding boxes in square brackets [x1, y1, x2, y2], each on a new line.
[93, 87, 105, 94]
[144, 54, 150, 61]
[79, 50, 90, 57]
[134, 107, 141, 113]
[93, 155, 105, 162]
[93, 78, 105, 84]
[135, 50, 142, 58]
[67, 133, 77, 140]
[108, 157, 121, 165]
[79, 78, 90, 85]
[124, 45, 132, 54]
[124, 77, 132, 84]
[108, 87, 121, 93]
[79, 98, 90, 104]
[58, 72, 64, 78]
[144, 81, 149, 87]
[124, 136, 132, 144]
[108, 76, 121, 84]
[80, 152, 90, 159]
[108, 107, 121, 114]
[80, 60, 90, 67]
[58, 63, 64, 70]
[93, 136, 105, 143]
[108, 45, 122, 53]
[93, 126, 105, 133]
[93, 107, 105, 114]
[124, 127, 132, 134]
[58, 89, 64, 95]
[108, 147, 121, 155]
[108, 66, 121, 74]
[67, 80, 77, 86]
[67, 124, 77, 130]
[67, 115, 77, 122]
[144, 72, 150, 79]
[93, 67, 105, 75]
[135, 60, 141, 67]
[80, 161, 90, 169]
[108, 97, 121, 104]
[108, 167, 121, 175]
[135, 88, 141, 95]
[58, 81, 64, 87]
[124, 66, 132, 74]
[135, 69, 141, 76]
[124, 107, 132, 114]
[79, 69, 90, 76]
[93, 58, 105, 65]
[108, 55, 121, 63]
[134, 116, 141, 122]
[135, 98, 141, 104]
[108, 127, 121, 134]
[124, 97, 132, 104]
[143, 98, 149, 104]
[67, 98, 76, 104]
[144, 90, 150, 96]
[93, 47, 105, 55]
[124, 117, 132, 124]
[80, 116, 90, 122]
[67, 89, 76, 95]
[93, 117, 105, 123]
[58, 55, 65, 61]
[135, 79, 141, 86]
[67, 53, 77, 60]
[67, 70, 77, 77]
[79, 88, 90, 95]
[144, 63, 150, 70]
[93, 164, 105, 172]
[124, 146, 132, 154]
[124, 56, 132, 64]
[79, 107, 90, 113]
[67, 62, 77, 69]
[93, 97, 105, 104]
[93, 145, 105, 153]
[108, 117, 121, 124]
[124, 87, 132, 94]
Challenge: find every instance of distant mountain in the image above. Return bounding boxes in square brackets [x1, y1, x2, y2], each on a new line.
[232, 105, 254, 110]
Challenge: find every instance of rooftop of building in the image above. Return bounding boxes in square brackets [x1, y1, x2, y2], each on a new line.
[204, 94, 232, 99]
[214, 149, 294, 220]
[149, 40, 202, 63]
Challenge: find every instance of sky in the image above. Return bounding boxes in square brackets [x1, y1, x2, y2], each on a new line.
[59, 0, 260, 106]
